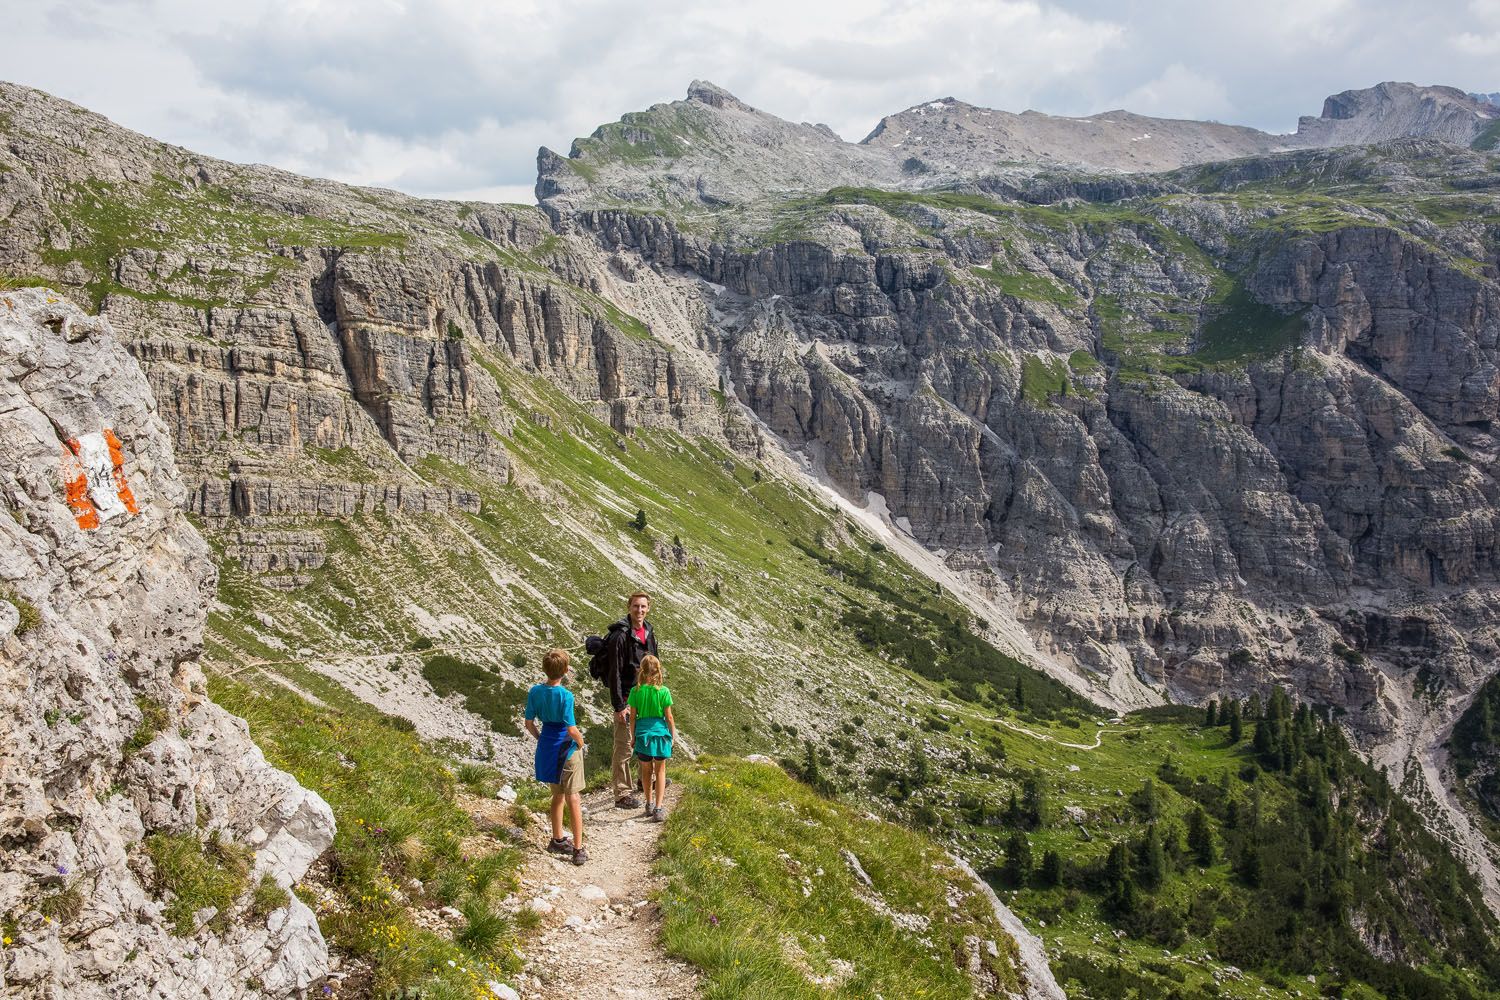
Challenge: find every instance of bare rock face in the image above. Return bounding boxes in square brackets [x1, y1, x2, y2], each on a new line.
[560, 136, 1500, 731]
[1295, 82, 1499, 149]
[862, 98, 1284, 175]
[0, 288, 334, 997]
[0, 80, 736, 602]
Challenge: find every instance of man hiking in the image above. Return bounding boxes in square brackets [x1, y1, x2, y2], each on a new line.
[605, 591, 658, 809]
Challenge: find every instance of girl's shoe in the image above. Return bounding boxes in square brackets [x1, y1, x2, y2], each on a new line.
[572, 847, 588, 866]
[545, 837, 573, 855]
[651, 806, 666, 822]
[643, 802, 655, 818]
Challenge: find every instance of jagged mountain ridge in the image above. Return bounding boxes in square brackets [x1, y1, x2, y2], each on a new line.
[539, 79, 1500, 210]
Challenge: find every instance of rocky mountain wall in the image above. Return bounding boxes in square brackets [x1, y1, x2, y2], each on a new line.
[561, 180, 1500, 731]
[0, 288, 334, 997]
[5, 78, 1500, 726]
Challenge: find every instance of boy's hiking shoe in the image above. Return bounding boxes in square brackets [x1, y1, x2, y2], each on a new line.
[546, 837, 572, 855]
[651, 806, 666, 822]
[572, 847, 588, 866]
[616, 795, 642, 809]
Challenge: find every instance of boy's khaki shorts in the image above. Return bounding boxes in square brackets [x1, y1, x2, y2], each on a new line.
[550, 750, 584, 795]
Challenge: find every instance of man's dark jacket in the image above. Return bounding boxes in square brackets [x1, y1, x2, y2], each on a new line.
[605, 617, 658, 712]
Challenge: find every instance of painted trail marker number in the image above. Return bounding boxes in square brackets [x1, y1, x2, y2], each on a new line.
[61, 428, 139, 530]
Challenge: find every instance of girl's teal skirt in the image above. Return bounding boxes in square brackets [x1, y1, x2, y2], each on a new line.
[633, 715, 673, 759]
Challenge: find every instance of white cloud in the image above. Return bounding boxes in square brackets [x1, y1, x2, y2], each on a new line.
[1118, 65, 1233, 122]
[1454, 30, 1500, 55]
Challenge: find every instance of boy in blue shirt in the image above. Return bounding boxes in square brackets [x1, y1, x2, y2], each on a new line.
[524, 649, 587, 865]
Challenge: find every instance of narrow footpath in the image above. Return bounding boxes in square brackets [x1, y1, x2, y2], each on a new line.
[512, 785, 701, 1000]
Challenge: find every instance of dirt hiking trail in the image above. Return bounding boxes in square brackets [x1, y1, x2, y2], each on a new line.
[514, 784, 701, 999]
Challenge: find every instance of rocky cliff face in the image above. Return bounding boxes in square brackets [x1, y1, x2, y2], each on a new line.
[1297, 82, 1498, 148]
[0, 288, 334, 997]
[540, 146, 1500, 778]
[0, 80, 735, 605]
[861, 98, 1283, 175]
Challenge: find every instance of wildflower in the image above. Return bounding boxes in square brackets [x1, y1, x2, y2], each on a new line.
[56, 865, 69, 876]
[709, 913, 719, 927]
[3, 935, 11, 945]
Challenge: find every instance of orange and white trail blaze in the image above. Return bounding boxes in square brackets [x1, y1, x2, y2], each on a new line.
[102, 429, 140, 515]
[60, 444, 99, 530]
[62, 427, 139, 530]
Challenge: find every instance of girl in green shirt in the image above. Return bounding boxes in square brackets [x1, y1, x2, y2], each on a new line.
[627, 655, 676, 821]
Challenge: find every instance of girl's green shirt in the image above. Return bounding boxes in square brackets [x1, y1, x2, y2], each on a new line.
[628, 684, 673, 719]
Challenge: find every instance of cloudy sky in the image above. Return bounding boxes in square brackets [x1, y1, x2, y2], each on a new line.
[4, 0, 1495, 204]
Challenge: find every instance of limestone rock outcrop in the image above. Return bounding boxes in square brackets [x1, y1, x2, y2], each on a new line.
[0, 288, 335, 997]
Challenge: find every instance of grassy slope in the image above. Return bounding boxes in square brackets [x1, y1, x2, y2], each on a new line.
[924, 700, 1499, 1000]
[202, 287, 1499, 1000]
[210, 664, 531, 999]
[205, 345, 1500, 999]
[658, 757, 1023, 999]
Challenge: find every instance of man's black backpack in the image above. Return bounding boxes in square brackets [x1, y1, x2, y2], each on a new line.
[584, 633, 610, 681]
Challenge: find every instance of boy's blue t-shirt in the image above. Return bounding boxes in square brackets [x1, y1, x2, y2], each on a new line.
[525, 683, 577, 783]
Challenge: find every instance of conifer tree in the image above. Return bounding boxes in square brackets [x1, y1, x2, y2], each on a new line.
[1020, 769, 1051, 828]
[1138, 824, 1166, 889]
[1188, 806, 1216, 866]
[1131, 778, 1160, 821]
[1238, 843, 1262, 887]
[1040, 849, 1063, 887]
[1004, 831, 1032, 888]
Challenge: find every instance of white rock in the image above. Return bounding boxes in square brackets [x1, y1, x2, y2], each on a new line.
[0, 290, 335, 996]
[577, 884, 609, 905]
[496, 784, 517, 803]
[526, 898, 554, 915]
[487, 981, 520, 1000]
[563, 915, 585, 931]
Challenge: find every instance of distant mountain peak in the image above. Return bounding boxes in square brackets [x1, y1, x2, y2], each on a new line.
[687, 80, 754, 113]
[538, 77, 1500, 212]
